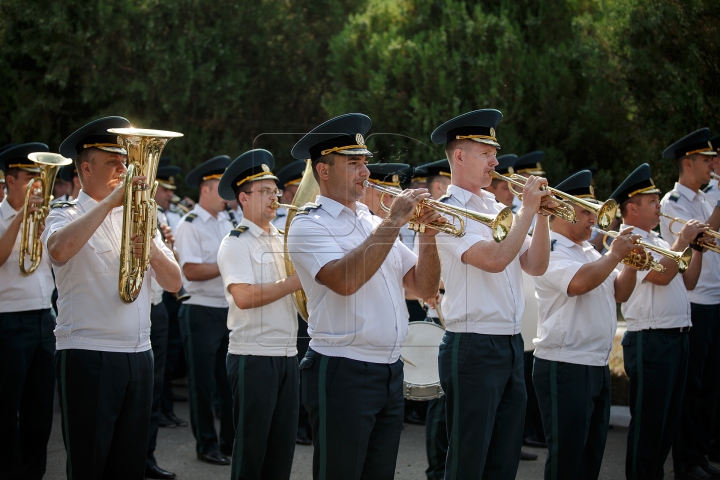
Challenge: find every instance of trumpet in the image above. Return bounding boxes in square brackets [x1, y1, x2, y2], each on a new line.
[362, 180, 514, 242]
[490, 172, 619, 229]
[109, 127, 183, 303]
[593, 227, 693, 273]
[660, 212, 720, 254]
[19, 152, 72, 274]
[711, 172, 720, 182]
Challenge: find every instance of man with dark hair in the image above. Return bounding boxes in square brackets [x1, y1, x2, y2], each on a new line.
[43, 116, 182, 479]
[0, 142, 56, 480]
[659, 128, 720, 480]
[611, 163, 705, 479]
[431, 109, 553, 479]
[288, 113, 443, 479]
[217, 149, 302, 479]
[174, 155, 236, 465]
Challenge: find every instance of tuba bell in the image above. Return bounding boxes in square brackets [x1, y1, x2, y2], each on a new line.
[19, 152, 72, 274]
[108, 127, 183, 303]
[281, 159, 320, 321]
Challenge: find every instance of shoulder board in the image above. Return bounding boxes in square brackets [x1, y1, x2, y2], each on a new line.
[704, 185, 713, 193]
[277, 228, 285, 236]
[50, 200, 77, 209]
[669, 192, 680, 203]
[550, 239, 557, 252]
[437, 194, 452, 204]
[184, 213, 198, 222]
[229, 226, 248, 237]
[295, 203, 321, 215]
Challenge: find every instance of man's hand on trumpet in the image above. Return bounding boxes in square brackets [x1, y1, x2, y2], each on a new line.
[677, 219, 709, 249]
[519, 175, 552, 213]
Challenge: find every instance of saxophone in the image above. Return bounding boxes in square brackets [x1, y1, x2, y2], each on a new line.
[19, 152, 72, 274]
[108, 127, 183, 303]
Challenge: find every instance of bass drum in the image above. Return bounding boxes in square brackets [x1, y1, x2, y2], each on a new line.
[401, 321, 445, 401]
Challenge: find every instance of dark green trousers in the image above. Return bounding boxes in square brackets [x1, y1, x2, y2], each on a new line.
[0, 308, 55, 480]
[424, 395, 447, 480]
[300, 349, 404, 480]
[438, 331, 526, 480]
[623, 329, 689, 480]
[533, 357, 611, 480]
[227, 354, 298, 480]
[179, 304, 234, 455]
[673, 303, 720, 473]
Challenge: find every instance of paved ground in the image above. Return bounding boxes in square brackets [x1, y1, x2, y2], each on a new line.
[43, 385, 683, 479]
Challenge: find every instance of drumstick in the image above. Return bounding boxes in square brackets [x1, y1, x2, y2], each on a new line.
[402, 357, 417, 367]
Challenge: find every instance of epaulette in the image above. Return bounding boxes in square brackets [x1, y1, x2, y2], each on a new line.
[229, 226, 248, 237]
[277, 228, 285, 236]
[184, 213, 198, 222]
[668, 192, 680, 203]
[550, 239, 557, 251]
[50, 200, 77, 209]
[295, 203, 321, 215]
[437, 194, 452, 204]
[704, 185, 713, 193]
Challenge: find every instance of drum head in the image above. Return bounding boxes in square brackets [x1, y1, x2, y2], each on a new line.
[401, 321, 444, 386]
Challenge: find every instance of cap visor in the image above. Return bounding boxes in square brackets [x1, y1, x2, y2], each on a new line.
[336, 148, 373, 157]
[157, 181, 177, 190]
[97, 146, 128, 155]
[469, 138, 501, 149]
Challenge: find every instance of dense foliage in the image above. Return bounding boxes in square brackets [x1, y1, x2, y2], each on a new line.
[0, 0, 717, 198]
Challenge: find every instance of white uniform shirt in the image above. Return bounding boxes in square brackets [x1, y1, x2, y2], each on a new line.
[703, 178, 720, 207]
[533, 232, 618, 366]
[174, 204, 233, 308]
[660, 183, 720, 305]
[41, 190, 175, 352]
[619, 225, 691, 331]
[437, 185, 530, 335]
[165, 209, 182, 231]
[288, 196, 417, 364]
[270, 207, 288, 230]
[0, 198, 55, 312]
[218, 218, 298, 357]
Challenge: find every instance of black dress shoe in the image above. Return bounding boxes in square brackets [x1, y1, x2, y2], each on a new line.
[296, 434, 312, 445]
[197, 450, 231, 465]
[523, 435, 547, 448]
[404, 410, 426, 425]
[158, 413, 177, 428]
[677, 465, 714, 480]
[165, 411, 188, 427]
[145, 464, 177, 479]
[520, 450, 538, 461]
[701, 463, 720, 478]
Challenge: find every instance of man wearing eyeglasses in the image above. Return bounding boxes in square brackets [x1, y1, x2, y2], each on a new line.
[216, 150, 302, 479]
[173, 155, 236, 466]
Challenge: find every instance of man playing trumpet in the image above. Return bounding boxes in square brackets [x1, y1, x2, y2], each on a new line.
[659, 128, 720, 480]
[610, 163, 705, 479]
[0, 143, 56, 480]
[532, 170, 640, 480]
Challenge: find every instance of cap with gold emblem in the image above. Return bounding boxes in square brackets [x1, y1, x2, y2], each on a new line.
[218, 149, 278, 201]
[291, 113, 373, 161]
[0, 143, 49, 173]
[710, 135, 720, 154]
[495, 154, 518, 176]
[157, 165, 181, 190]
[610, 163, 661, 206]
[430, 109, 502, 147]
[57, 164, 78, 182]
[555, 170, 594, 199]
[662, 128, 716, 160]
[276, 159, 307, 189]
[513, 151, 545, 175]
[59, 116, 131, 158]
[185, 155, 232, 189]
[366, 163, 413, 188]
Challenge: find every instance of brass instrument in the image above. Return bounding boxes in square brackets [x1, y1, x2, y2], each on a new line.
[490, 171, 619, 229]
[363, 180, 514, 242]
[281, 159, 320, 321]
[660, 212, 720, 254]
[170, 195, 191, 215]
[19, 152, 72, 274]
[711, 172, 720, 182]
[109, 127, 183, 303]
[594, 227, 693, 273]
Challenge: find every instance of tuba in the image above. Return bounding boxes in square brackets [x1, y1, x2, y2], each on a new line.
[280, 160, 320, 321]
[19, 152, 72, 274]
[108, 128, 183, 303]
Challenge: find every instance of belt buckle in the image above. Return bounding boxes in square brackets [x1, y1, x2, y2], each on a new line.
[679, 326, 691, 333]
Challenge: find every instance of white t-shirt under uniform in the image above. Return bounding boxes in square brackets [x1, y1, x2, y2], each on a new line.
[217, 218, 298, 357]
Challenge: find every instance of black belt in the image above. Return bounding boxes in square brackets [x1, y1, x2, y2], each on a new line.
[654, 326, 691, 333]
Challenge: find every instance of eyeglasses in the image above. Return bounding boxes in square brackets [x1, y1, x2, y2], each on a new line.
[246, 188, 282, 197]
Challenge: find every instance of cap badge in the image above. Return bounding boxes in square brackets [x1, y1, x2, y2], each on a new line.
[356, 133, 365, 146]
[261, 164, 270, 172]
[490, 128, 496, 138]
[392, 174, 399, 183]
